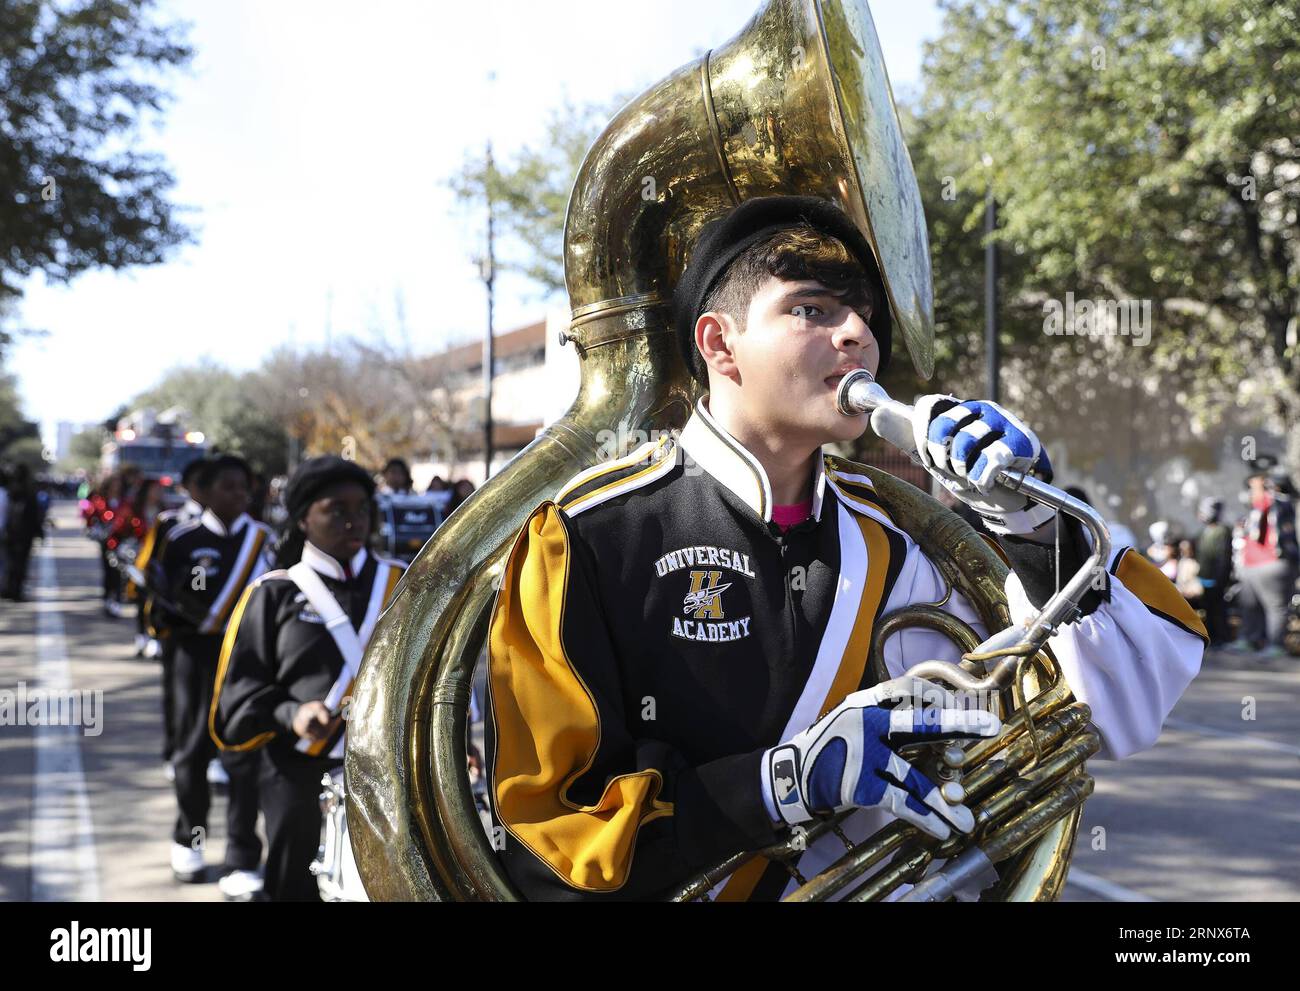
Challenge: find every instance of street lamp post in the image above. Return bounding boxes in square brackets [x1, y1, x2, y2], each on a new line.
[481, 141, 496, 480]
[983, 154, 1001, 403]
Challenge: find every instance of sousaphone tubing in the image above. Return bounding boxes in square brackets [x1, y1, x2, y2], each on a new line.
[345, 0, 1091, 901]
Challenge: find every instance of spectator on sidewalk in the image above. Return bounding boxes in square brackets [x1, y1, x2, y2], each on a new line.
[3, 465, 43, 602]
[1196, 497, 1233, 646]
[445, 478, 476, 517]
[1174, 538, 1204, 606]
[0, 466, 9, 592]
[1229, 461, 1299, 657]
[1146, 520, 1173, 568]
[381, 457, 415, 495]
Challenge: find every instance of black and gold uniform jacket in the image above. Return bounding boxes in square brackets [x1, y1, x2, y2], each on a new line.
[486, 398, 1206, 902]
[156, 510, 274, 645]
[210, 544, 404, 768]
[132, 499, 202, 636]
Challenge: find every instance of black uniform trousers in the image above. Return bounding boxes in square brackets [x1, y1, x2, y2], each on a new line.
[159, 635, 177, 761]
[259, 748, 339, 901]
[171, 634, 262, 870]
[100, 544, 120, 602]
[3, 536, 34, 600]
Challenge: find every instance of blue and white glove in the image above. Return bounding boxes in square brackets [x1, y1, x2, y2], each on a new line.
[912, 395, 1056, 536]
[760, 677, 1001, 840]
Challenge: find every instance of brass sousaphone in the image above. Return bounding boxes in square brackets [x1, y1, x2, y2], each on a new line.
[346, 0, 1098, 901]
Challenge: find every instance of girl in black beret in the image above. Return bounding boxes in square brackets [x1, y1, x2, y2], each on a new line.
[210, 456, 406, 900]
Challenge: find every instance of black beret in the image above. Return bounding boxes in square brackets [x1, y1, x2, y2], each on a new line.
[672, 195, 891, 381]
[284, 456, 376, 521]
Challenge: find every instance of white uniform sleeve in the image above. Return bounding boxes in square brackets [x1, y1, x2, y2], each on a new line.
[882, 536, 1203, 762]
[1005, 545, 1203, 760]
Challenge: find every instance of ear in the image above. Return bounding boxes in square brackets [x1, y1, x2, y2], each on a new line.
[696, 311, 740, 383]
[297, 518, 307, 535]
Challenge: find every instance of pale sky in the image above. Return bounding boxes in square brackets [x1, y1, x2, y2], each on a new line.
[11, 0, 944, 446]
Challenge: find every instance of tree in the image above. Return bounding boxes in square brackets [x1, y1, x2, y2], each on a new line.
[449, 96, 631, 296]
[0, 0, 193, 300]
[4, 435, 46, 473]
[60, 426, 105, 475]
[0, 365, 42, 470]
[250, 342, 457, 473]
[920, 0, 1300, 475]
[129, 362, 290, 475]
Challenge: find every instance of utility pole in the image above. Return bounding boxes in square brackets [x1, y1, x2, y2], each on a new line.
[984, 183, 1001, 403]
[481, 140, 496, 479]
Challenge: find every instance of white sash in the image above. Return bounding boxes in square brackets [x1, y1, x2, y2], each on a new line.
[288, 560, 392, 758]
[199, 524, 267, 634]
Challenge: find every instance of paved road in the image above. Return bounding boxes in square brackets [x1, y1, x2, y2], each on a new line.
[2, 501, 1297, 901]
[1, 503, 228, 902]
[1063, 642, 1300, 901]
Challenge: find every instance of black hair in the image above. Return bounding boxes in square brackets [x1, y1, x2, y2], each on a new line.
[132, 477, 160, 507]
[180, 456, 209, 488]
[693, 224, 880, 386]
[273, 473, 380, 570]
[196, 454, 252, 490]
[273, 525, 307, 571]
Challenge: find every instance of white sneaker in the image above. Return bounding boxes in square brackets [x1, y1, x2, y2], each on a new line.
[164, 761, 176, 782]
[171, 843, 206, 883]
[218, 868, 265, 902]
[206, 759, 229, 786]
[144, 638, 163, 659]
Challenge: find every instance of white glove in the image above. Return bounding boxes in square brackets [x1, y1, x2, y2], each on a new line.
[760, 676, 1001, 840]
[909, 395, 1057, 536]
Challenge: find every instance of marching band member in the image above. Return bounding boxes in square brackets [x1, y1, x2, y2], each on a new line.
[381, 457, 415, 495]
[484, 197, 1205, 901]
[376, 457, 444, 563]
[85, 472, 129, 617]
[211, 456, 405, 901]
[133, 457, 208, 772]
[134, 457, 207, 619]
[113, 477, 164, 655]
[154, 454, 273, 897]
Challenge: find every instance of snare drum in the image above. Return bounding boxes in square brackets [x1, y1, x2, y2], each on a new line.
[310, 769, 370, 902]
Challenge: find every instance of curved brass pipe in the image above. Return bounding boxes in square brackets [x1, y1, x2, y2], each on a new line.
[344, 0, 1088, 903]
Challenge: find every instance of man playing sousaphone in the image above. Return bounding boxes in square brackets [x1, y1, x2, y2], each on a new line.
[484, 196, 1205, 901]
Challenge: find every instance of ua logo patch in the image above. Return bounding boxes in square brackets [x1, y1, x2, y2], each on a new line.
[659, 548, 753, 644]
[683, 570, 730, 619]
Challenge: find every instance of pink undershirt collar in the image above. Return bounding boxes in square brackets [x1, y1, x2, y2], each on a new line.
[772, 499, 814, 533]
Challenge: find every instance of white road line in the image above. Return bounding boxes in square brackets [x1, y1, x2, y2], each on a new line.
[1066, 868, 1156, 902]
[1163, 718, 1300, 758]
[30, 539, 101, 901]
